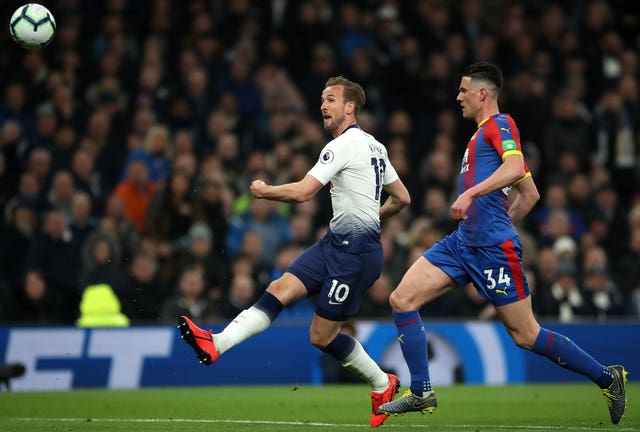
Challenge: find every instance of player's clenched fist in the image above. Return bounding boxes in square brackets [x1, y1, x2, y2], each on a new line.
[250, 180, 267, 198]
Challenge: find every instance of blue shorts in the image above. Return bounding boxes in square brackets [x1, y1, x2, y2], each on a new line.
[287, 230, 383, 321]
[423, 231, 529, 306]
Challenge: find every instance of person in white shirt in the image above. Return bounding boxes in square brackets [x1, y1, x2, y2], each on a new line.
[179, 76, 410, 427]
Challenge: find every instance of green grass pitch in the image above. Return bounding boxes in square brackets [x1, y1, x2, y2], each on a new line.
[1, 383, 638, 432]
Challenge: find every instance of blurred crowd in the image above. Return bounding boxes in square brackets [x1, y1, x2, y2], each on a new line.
[0, 0, 639, 325]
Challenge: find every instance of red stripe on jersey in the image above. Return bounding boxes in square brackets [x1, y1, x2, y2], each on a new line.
[483, 118, 503, 154]
[505, 115, 521, 147]
[543, 330, 553, 355]
[500, 239, 526, 300]
[462, 133, 477, 191]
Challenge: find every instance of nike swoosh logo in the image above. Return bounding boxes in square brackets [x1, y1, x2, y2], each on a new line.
[328, 301, 342, 305]
[412, 396, 436, 409]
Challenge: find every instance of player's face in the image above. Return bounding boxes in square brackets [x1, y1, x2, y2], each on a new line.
[456, 76, 480, 121]
[320, 85, 348, 134]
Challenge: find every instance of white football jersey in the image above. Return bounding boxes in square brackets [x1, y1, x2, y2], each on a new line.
[308, 126, 399, 236]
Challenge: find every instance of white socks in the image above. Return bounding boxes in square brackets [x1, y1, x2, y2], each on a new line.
[213, 306, 272, 355]
[341, 339, 389, 392]
[212, 307, 389, 393]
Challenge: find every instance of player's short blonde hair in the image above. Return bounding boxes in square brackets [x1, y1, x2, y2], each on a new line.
[325, 76, 366, 115]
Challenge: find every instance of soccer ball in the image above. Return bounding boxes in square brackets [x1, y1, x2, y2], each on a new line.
[9, 3, 56, 50]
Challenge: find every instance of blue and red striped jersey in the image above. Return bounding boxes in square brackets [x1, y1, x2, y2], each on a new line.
[458, 113, 530, 246]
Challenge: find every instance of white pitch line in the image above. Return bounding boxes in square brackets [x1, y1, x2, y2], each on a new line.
[12, 418, 639, 431]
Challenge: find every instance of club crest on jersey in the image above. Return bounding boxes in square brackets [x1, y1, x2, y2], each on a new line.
[502, 140, 516, 151]
[320, 149, 334, 164]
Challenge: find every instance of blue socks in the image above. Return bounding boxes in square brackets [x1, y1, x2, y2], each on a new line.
[320, 333, 357, 359]
[532, 328, 612, 388]
[393, 311, 432, 396]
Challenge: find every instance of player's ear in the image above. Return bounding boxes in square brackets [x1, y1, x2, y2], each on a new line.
[479, 88, 488, 101]
[346, 101, 355, 115]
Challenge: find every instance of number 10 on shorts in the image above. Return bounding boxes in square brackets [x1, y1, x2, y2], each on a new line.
[328, 279, 350, 304]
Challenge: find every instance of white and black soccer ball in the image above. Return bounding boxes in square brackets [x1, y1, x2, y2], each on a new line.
[9, 3, 56, 50]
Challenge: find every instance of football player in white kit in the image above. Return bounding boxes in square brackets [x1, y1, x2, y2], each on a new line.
[179, 76, 410, 427]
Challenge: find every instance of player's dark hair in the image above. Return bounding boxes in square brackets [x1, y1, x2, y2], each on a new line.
[325, 76, 366, 115]
[462, 62, 503, 96]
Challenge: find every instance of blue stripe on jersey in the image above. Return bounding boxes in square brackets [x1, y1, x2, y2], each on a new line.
[458, 114, 519, 246]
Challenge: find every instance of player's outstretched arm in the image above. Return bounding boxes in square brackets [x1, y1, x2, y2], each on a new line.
[380, 179, 411, 224]
[507, 175, 540, 224]
[250, 175, 324, 203]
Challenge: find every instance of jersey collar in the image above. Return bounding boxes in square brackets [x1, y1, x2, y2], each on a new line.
[477, 116, 491, 128]
[340, 124, 360, 135]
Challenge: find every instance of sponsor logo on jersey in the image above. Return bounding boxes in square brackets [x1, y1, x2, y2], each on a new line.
[460, 148, 470, 174]
[502, 140, 516, 151]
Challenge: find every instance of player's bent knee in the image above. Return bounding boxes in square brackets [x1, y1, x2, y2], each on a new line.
[510, 331, 536, 350]
[309, 331, 331, 349]
[389, 289, 417, 312]
[265, 275, 305, 306]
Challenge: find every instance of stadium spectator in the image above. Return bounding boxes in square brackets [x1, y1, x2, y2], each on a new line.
[530, 182, 587, 245]
[580, 246, 625, 321]
[615, 205, 640, 302]
[69, 191, 98, 247]
[70, 148, 102, 207]
[50, 123, 76, 173]
[160, 263, 219, 324]
[267, 242, 314, 320]
[14, 268, 65, 324]
[78, 230, 127, 299]
[0, 199, 38, 291]
[0, 83, 32, 135]
[175, 222, 228, 301]
[225, 195, 292, 267]
[122, 250, 167, 322]
[100, 194, 140, 263]
[121, 124, 173, 183]
[46, 170, 75, 219]
[112, 158, 155, 232]
[537, 259, 587, 322]
[589, 182, 629, 262]
[566, 173, 593, 224]
[25, 207, 82, 322]
[146, 169, 200, 260]
[219, 273, 258, 319]
[541, 89, 591, 174]
[25, 147, 52, 196]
